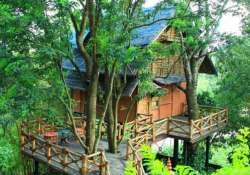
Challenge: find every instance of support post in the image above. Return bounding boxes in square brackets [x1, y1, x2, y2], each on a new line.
[205, 136, 211, 171]
[34, 160, 39, 175]
[183, 141, 188, 165]
[173, 138, 179, 167]
[185, 142, 194, 165]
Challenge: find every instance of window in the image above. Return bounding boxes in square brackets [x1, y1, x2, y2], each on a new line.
[151, 97, 160, 109]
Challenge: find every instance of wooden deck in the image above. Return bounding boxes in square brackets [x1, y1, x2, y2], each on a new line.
[126, 106, 228, 174]
[20, 106, 227, 175]
[127, 106, 228, 143]
[20, 121, 110, 175]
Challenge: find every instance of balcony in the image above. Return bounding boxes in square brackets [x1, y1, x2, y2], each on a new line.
[129, 106, 228, 143]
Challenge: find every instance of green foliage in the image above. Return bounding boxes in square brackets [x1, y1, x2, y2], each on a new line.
[0, 139, 17, 173]
[198, 91, 216, 106]
[140, 145, 170, 175]
[210, 144, 233, 167]
[124, 161, 137, 175]
[215, 37, 250, 130]
[175, 165, 199, 175]
[212, 127, 250, 175]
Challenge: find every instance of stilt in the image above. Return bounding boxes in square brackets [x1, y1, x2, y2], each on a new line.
[183, 141, 188, 165]
[186, 142, 194, 165]
[205, 136, 211, 171]
[34, 160, 39, 175]
[173, 138, 179, 167]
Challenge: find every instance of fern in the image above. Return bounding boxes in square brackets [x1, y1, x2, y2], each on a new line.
[124, 161, 137, 175]
[175, 165, 200, 175]
[140, 144, 170, 175]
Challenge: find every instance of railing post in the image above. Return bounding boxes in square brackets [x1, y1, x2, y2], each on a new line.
[100, 150, 106, 175]
[152, 121, 155, 142]
[21, 133, 25, 150]
[126, 143, 131, 160]
[135, 118, 138, 137]
[38, 119, 41, 135]
[189, 120, 193, 140]
[62, 148, 69, 171]
[46, 142, 52, 163]
[80, 156, 88, 175]
[200, 118, 204, 134]
[32, 136, 36, 155]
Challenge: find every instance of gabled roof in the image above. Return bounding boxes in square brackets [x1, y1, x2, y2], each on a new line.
[65, 72, 87, 91]
[199, 55, 217, 75]
[63, 6, 217, 77]
[66, 71, 139, 97]
[63, 55, 86, 72]
[154, 75, 185, 86]
[132, 7, 175, 46]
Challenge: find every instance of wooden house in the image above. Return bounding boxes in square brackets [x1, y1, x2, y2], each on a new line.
[63, 7, 217, 123]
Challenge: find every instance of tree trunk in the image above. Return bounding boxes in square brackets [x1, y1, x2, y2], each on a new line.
[185, 58, 200, 120]
[85, 66, 99, 154]
[186, 80, 199, 120]
[106, 98, 117, 153]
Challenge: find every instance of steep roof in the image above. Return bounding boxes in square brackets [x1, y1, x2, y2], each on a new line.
[154, 75, 185, 86]
[66, 71, 139, 97]
[132, 7, 175, 46]
[199, 55, 217, 75]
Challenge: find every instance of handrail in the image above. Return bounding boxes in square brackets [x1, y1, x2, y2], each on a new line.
[20, 119, 110, 175]
[126, 107, 228, 174]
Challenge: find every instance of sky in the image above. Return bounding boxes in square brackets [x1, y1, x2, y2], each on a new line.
[144, 0, 243, 35]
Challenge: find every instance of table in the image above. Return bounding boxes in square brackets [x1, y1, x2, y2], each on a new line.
[58, 129, 73, 145]
[44, 131, 58, 144]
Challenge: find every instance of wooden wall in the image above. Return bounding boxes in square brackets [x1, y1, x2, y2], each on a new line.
[71, 82, 186, 123]
[151, 27, 184, 78]
[72, 89, 86, 113]
[71, 89, 137, 123]
[137, 82, 186, 121]
[151, 56, 184, 77]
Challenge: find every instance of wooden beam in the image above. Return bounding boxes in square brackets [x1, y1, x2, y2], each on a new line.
[173, 139, 179, 167]
[183, 141, 188, 165]
[205, 136, 211, 171]
[34, 160, 39, 175]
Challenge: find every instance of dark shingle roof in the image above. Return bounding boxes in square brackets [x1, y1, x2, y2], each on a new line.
[63, 7, 175, 72]
[65, 72, 87, 90]
[132, 7, 175, 46]
[63, 55, 86, 72]
[199, 55, 217, 75]
[66, 71, 139, 97]
[154, 75, 185, 86]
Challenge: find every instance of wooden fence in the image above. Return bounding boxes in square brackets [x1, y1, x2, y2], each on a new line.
[126, 134, 151, 175]
[125, 106, 228, 174]
[20, 120, 110, 175]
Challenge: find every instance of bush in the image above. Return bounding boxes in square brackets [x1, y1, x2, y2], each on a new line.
[0, 139, 17, 173]
[198, 91, 216, 106]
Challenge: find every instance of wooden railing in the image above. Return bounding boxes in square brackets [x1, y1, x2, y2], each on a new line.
[126, 107, 228, 174]
[190, 108, 228, 141]
[20, 119, 110, 175]
[126, 134, 151, 175]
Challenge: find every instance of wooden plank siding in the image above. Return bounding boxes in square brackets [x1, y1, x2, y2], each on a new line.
[137, 83, 186, 121]
[151, 56, 184, 78]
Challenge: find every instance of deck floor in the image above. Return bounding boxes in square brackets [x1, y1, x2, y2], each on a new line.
[65, 139, 127, 175]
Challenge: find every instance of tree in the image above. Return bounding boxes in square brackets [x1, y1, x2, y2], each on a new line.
[0, 0, 70, 128]
[66, 0, 168, 153]
[215, 37, 250, 130]
[214, 0, 250, 130]
[161, 0, 231, 120]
